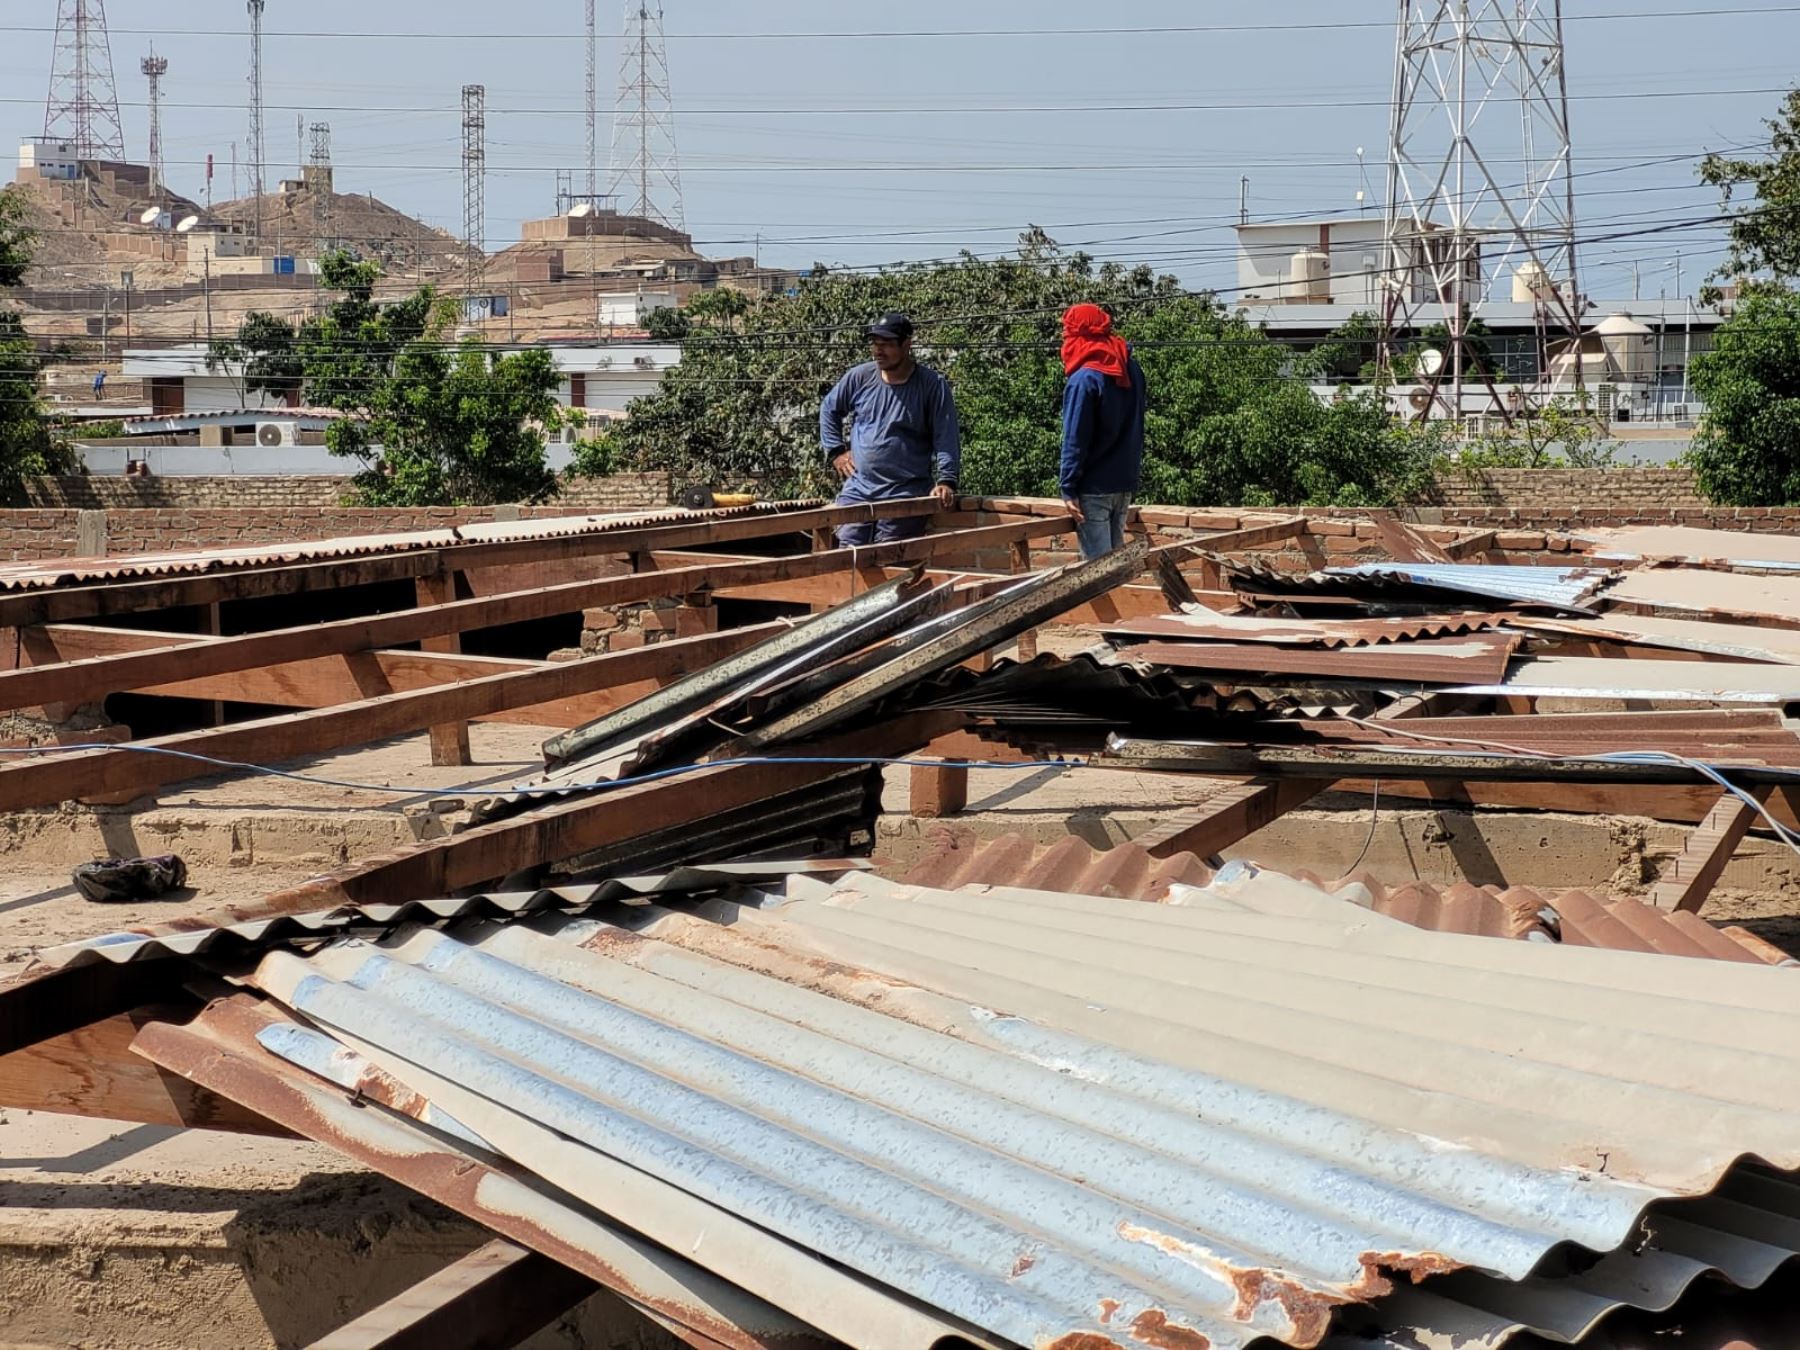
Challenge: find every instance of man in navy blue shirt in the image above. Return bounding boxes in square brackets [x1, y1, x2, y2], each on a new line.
[820, 313, 962, 546]
[1060, 303, 1146, 560]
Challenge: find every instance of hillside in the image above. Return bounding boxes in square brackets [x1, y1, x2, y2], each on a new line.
[211, 187, 475, 276]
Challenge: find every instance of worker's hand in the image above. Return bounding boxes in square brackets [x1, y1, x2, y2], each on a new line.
[1063, 497, 1085, 522]
[832, 451, 856, 479]
[932, 483, 956, 509]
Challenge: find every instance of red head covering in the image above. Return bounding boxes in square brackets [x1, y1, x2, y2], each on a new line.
[1061, 303, 1133, 388]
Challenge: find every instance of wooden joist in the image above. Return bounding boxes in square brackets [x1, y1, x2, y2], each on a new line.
[0, 1006, 294, 1136]
[1134, 778, 1335, 860]
[29, 625, 753, 729]
[0, 498, 946, 631]
[307, 1240, 597, 1350]
[0, 517, 1071, 718]
[1647, 786, 1773, 913]
[0, 622, 786, 812]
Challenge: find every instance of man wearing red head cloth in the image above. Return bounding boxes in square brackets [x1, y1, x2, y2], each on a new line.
[1060, 303, 1146, 560]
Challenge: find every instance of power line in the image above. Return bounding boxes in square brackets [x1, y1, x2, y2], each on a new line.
[8, 5, 1800, 40]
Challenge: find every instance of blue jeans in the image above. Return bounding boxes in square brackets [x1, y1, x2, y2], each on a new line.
[1074, 492, 1132, 560]
[835, 512, 928, 548]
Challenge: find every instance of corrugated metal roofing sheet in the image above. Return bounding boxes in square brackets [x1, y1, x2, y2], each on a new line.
[1579, 525, 1800, 571]
[1604, 569, 1800, 623]
[1096, 611, 1506, 648]
[1118, 632, 1521, 685]
[897, 831, 1794, 965]
[1228, 562, 1613, 613]
[0, 498, 832, 592]
[234, 876, 1800, 1348]
[1457, 655, 1800, 702]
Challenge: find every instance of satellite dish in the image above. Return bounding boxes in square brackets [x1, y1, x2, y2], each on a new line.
[175, 215, 200, 233]
[256, 423, 286, 447]
[139, 206, 163, 225]
[1408, 387, 1434, 412]
[1417, 348, 1445, 378]
[567, 203, 595, 219]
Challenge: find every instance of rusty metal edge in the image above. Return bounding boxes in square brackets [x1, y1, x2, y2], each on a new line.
[128, 995, 833, 1350]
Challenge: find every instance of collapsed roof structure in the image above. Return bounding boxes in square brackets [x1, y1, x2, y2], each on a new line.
[1, 494, 1798, 1348]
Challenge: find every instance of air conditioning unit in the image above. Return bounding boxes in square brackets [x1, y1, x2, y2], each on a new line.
[255, 421, 298, 448]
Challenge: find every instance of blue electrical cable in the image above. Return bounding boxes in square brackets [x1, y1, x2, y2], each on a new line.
[0, 743, 1086, 801]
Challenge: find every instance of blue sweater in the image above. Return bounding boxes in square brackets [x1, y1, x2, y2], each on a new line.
[820, 361, 962, 500]
[1060, 358, 1146, 499]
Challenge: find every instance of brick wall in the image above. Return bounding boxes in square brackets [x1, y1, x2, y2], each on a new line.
[0, 473, 673, 561]
[1419, 466, 1705, 510]
[15, 472, 668, 514]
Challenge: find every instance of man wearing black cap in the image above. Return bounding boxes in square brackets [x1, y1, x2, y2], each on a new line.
[820, 312, 962, 546]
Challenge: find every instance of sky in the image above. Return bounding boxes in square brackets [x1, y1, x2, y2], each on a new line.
[6, 1, 1799, 300]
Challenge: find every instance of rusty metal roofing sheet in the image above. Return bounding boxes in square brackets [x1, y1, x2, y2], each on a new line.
[0, 499, 834, 593]
[234, 878, 1800, 1349]
[1095, 610, 1506, 647]
[896, 831, 1793, 965]
[1119, 632, 1521, 685]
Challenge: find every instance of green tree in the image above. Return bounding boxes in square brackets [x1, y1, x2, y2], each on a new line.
[210, 250, 560, 505]
[1702, 88, 1800, 286]
[329, 341, 563, 506]
[1686, 286, 1800, 503]
[0, 187, 79, 499]
[597, 235, 1435, 507]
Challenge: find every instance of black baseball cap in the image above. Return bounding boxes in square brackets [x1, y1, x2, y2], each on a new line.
[865, 312, 914, 342]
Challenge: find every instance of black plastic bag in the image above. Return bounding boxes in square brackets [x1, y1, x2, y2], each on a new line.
[72, 855, 189, 904]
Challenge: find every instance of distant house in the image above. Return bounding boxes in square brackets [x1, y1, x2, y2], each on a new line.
[123, 341, 681, 423]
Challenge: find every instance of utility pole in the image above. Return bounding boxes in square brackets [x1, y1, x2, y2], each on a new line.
[203, 248, 214, 342]
[141, 47, 168, 197]
[247, 0, 267, 248]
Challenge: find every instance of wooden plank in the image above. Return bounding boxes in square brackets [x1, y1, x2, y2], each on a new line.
[30, 625, 764, 729]
[910, 763, 969, 818]
[1339, 777, 1800, 827]
[0, 518, 1067, 717]
[1131, 693, 1438, 858]
[0, 499, 949, 631]
[0, 622, 788, 812]
[416, 574, 471, 768]
[239, 711, 967, 915]
[0, 1007, 294, 1136]
[1647, 786, 1773, 913]
[1185, 517, 1308, 554]
[308, 1239, 597, 1350]
[1367, 509, 1452, 563]
[1134, 778, 1335, 859]
[1445, 529, 1500, 561]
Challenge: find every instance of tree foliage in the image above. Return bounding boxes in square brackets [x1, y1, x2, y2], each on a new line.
[210, 250, 561, 505]
[603, 234, 1436, 507]
[1701, 88, 1800, 286]
[0, 188, 79, 499]
[1687, 285, 1800, 503]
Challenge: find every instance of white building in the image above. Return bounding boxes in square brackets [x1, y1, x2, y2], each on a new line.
[17, 137, 79, 182]
[1234, 217, 1472, 308]
[599, 291, 678, 329]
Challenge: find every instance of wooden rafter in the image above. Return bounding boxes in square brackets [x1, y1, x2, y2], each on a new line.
[1647, 786, 1774, 913]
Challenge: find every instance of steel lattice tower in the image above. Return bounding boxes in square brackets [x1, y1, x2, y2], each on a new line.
[462, 84, 487, 286]
[141, 47, 169, 197]
[247, 0, 267, 244]
[44, 0, 126, 160]
[586, 0, 599, 202]
[1383, 0, 1584, 419]
[607, 3, 685, 230]
[309, 121, 331, 235]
